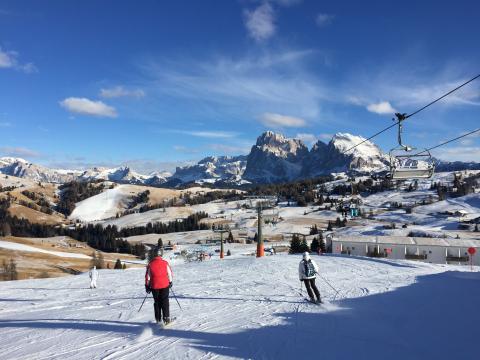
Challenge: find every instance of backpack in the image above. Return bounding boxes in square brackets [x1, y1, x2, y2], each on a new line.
[304, 260, 316, 277]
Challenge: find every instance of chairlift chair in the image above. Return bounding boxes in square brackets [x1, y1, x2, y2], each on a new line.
[389, 113, 435, 180]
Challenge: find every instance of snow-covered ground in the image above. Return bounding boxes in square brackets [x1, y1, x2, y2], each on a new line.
[0, 240, 90, 259]
[0, 254, 478, 359]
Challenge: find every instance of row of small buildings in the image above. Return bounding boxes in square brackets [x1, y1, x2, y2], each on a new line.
[328, 235, 480, 265]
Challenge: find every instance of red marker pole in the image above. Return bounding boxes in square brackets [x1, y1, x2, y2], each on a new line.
[467, 247, 476, 271]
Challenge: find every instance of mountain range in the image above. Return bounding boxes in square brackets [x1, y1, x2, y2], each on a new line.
[1, 131, 478, 186]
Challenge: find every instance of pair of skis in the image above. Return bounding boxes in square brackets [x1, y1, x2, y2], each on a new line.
[305, 298, 323, 306]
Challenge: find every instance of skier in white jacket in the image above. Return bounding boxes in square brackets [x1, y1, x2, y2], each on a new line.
[89, 266, 99, 289]
[298, 252, 322, 303]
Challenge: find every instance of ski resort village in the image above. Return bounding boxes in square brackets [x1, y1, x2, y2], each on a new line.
[1, 2, 480, 359]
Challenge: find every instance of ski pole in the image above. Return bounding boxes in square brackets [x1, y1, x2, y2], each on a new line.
[300, 280, 303, 296]
[170, 287, 183, 311]
[318, 274, 340, 300]
[138, 293, 149, 312]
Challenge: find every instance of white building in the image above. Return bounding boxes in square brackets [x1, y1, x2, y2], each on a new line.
[331, 235, 480, 266]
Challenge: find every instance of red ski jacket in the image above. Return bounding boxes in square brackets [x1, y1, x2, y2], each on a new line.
[145, 257, 173, 290]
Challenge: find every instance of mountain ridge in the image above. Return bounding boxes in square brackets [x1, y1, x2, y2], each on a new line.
[1, 131, 478, 186]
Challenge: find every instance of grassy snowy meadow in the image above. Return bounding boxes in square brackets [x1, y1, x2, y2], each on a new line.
[0, 254, 478, 359]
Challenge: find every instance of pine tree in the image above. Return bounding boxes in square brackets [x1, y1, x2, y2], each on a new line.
[310, 237, 320, 253]
[226, 249, 231, 256]
[114, 259, 122, 269]
[289, 234, 301, 254]
[299, 238, 309, 253]
[319, 232, 326, 253]
[227, 231, 234, 243]
[157, 238, 164, 256]
[327, 221, 333, 231]
[122, 263, 127, 270]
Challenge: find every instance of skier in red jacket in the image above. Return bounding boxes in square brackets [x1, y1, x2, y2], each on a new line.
[145, 248, 173, 325]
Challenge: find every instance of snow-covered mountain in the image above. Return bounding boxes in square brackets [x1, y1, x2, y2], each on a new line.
[171, 131, 389, 185]
[0, 157, 76, 183]
[243, 131, 309, 183]
[434, 159, 480, 172]
[169, 156, 247, 185]
[0, 158, 169, 185]
[78, 167, 148, 184]
[2, 131, 479, 186]
[301, 133, 390, 178]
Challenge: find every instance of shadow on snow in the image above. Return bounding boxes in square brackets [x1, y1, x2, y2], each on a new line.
[0, 271, 478, 359]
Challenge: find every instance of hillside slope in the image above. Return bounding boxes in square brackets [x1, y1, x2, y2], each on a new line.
[0, 254, 477, 359]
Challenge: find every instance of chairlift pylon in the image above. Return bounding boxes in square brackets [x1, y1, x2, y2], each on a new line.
[388, 113, 435, 180]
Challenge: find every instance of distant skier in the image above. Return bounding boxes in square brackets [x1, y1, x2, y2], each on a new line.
[145, 248, 173, 325]
[89, 266, 99, 289]
[299, 252, 322, 304]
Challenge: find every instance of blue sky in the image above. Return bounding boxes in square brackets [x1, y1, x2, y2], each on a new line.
[1, 0, 479, 173]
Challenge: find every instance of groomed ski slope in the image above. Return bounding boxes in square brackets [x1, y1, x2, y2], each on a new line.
[0, 254, 478, 360]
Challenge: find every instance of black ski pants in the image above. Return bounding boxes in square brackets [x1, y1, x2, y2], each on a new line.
[152, 287, 170, 322]
[303, 278, 321, 301]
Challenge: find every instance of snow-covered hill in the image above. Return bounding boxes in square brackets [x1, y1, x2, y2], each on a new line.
[69, 185, 136, 222]
[0, 254, 477, 359]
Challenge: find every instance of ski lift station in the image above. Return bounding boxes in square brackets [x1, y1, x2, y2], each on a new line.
[330, 235, 480, 266]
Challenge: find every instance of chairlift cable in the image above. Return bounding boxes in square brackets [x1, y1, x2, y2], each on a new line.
[343, 73, 480, 155]
[343, 122, 399, 154]
[411, 127, 480, 157]
[405, 73, 480, 119]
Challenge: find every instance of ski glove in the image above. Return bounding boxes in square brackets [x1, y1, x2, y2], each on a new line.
[169, 282, 173, 288]
[145, 285, 151, 294]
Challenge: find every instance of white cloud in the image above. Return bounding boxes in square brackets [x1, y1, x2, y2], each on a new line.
[259, 113, 307, 128]
[208, 143, 251, 154]
[274, 0, 302, 6]
[0, 49, 15, 68]
[459, 131, 480, 146]
[99, 86, 145, 98]
[295, 133, 317, 145]
[315, 13, 335, 27]
[173, 145, 200, 154]
[366, 101, 397, 115]
[346, 65, 480, 112]
[60, 97, 118, 118]
[140, 49, 326, 120]
[0, 146, 40, 158]
[318, 133, 333, 142]
[170, 130, 239, 139]
[434, 146, 480, 162]
[0, 47, 37, 73]
[244, 3, 275, 42]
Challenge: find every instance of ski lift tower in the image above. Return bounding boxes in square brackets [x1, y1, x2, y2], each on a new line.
[246, 196, 277, 258]
[212, 224, 230, 259]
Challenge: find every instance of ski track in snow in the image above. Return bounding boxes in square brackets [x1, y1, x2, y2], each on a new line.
[0, 254, 477, 359]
